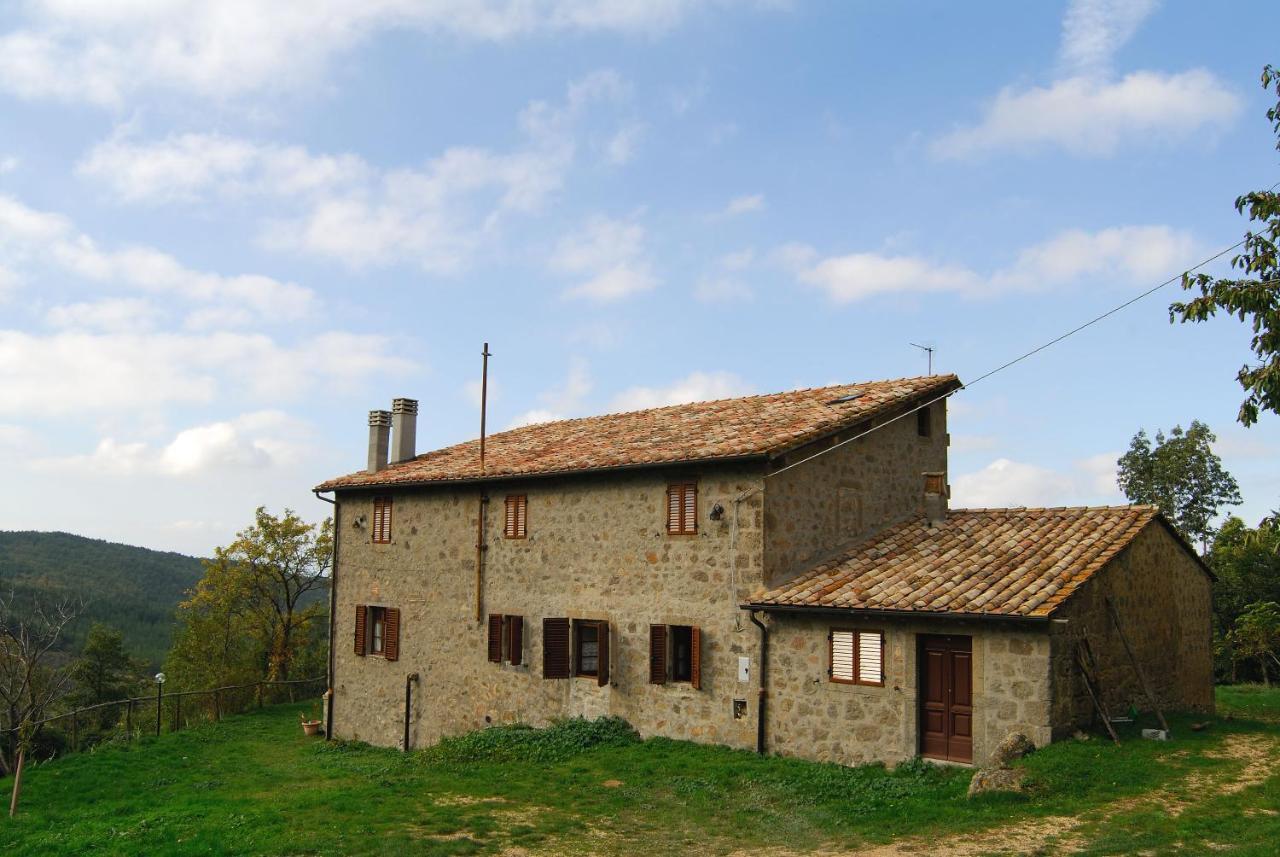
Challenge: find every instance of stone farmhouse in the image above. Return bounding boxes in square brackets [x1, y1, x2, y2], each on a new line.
[314, 375, 1213, 767]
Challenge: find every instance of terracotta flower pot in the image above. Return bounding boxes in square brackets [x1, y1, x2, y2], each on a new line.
[301, 719, 322, 736]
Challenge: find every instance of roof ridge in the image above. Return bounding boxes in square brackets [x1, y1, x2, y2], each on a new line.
[480, 373, 960, 437]
[949, 505, 1157, 514]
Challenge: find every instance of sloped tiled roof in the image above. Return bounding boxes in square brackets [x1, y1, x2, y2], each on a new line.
[317, 374, 960, 490]
[748, 506, 1166, 619]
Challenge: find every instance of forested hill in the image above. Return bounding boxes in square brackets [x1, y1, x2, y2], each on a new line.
[0, 531, 205, 667]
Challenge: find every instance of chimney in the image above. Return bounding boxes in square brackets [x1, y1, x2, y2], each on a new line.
[367, 410, 391, 474]
[923, 472, 947, 527]
[390, 398, 418, 464]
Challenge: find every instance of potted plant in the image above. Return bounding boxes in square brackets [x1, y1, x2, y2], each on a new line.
[300, 706, 323, 736]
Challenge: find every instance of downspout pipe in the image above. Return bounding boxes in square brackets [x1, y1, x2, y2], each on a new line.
[404, 673, 419, 752]
[748, 610, 769, 755]
[313, 489, 338, 740]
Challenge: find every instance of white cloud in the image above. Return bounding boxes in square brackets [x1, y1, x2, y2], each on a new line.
[0, 1, 766, 106]
[46, 298, 163, 333]
[0, 330, 415, 416]
[0, 193, 316, 323]
[722, 193, 765, 216]
[610, 370, 750, 411]
[80, 72, 625, 273]
[554, 216, 657, 301]
[933, 70, 1241, 159]
[604, 123, 644, 165]
[33, 410, 311, 477]
[1059, 0, 1159, 76]
[694, 276, 753, 303]
[788, 223, 1198, 304]
[952, 454, 1122, 508]
[507, 359, 592, 427]
[0, 156, 17, 174]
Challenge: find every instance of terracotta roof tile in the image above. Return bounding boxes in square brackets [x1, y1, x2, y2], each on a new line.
[747, 506, 1161, 618]
[317, 374, 960, 491]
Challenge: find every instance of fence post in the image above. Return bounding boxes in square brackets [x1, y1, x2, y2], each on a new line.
[213, 689, 221, 722]
[176, 694, 182, 732]
[257, 682, 263, 709]
[155, 682, 163, 737]
[126, 699, 133, 740]
[71, 712, 78, 753]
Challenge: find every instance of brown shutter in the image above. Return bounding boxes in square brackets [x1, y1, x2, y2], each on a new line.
[543, 618, 570, 679]
[690, 626, 702, 690]
[384, 608, 400, 662]
[666, 485, 681, 533]
[507, 615, 523, 665]
[649, 624, 667, 684]
[354, 604, 367, 656]
[597, 620, 610, 687]
[683, 484, 697, 533]
[487, 614, 504, 663]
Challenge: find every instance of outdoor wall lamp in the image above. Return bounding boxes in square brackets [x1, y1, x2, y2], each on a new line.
[709, 502, 725, 521]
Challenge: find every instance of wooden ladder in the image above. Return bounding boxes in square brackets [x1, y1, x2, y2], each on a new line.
[1076, 637, 1121, 745]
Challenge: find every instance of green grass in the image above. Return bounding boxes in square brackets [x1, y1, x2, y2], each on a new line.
[1, 687, 1278, 856]
[1216, 682, 1280, 721]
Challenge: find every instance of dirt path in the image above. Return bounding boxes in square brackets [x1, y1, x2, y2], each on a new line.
[727, 732, 1280, 857]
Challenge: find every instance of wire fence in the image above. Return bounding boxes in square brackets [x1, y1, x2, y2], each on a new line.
[3, 676, 326, 763]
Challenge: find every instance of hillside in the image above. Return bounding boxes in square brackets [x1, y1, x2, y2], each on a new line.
[0, 531, 205, 666]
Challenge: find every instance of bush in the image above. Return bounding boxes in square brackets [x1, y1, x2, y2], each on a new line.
[420, 716, 640, 766]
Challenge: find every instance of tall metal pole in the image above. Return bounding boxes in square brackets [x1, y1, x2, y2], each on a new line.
[479, 342, 491, 471]
[155, 682, 163, 737]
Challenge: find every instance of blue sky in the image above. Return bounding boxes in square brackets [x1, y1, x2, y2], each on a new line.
[0, 0, 1277, 555]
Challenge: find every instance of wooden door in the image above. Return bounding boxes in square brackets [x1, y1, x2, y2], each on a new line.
[918, 635, 973, 763]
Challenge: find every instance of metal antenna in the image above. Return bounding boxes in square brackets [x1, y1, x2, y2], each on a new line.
[479, 342, 491, 471]
[910, 342, 935, 376]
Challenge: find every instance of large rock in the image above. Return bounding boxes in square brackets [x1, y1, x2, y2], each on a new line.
[989, 731, 1036, 768]
[967, 766, 1027, 798]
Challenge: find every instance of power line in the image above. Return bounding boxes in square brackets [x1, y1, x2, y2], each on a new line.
[767, 236, 1252, 479]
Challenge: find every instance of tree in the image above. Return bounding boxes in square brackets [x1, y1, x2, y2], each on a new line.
[1209, 516, 1280, 628]
[1227, 601, 1280, 687]
[69, 624, 144, 726]
[1116, 421, 1242, 550]
[1171, 64, 1280, 426]
[0, 592, 85, 777]
[166, 508, 331, 690]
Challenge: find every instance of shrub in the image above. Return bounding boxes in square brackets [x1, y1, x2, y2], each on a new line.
[420, 716, 639, 766]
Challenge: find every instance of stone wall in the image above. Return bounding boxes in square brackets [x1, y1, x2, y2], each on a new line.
[331, 464, 770, 751]
[1049, 522, 1214, 735]
[763, 401, 948, 587]
[763, 613, 1052, 767]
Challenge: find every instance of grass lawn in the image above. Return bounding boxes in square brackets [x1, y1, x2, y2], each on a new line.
[0, 687, 1277, 856]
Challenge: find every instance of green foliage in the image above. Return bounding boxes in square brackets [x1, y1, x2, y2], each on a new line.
[1116, 421, 1241, 548]
[69, 624, 145, 713]
[1229, 601, 1280, 686]
[420, 716, 640, 766]
[1208, 517, 1280, 626]
[0, 531, 203, 666]
[3, 699, 1278, 856]
[164, 507, 330, 692]
[1171, 64, 1280, 426]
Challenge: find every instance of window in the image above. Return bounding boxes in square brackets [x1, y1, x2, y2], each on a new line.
[666, 482, 697, 534]
[354, 604, 400, 661]
[649, 624, 702, 689]
[487, 614, 524, 665]
[829, 629, 883, 686]
[916, 406, 932, 438]
[543, 617, 571, 679]
[372, 496, 393, 543]
[504, 495, 527, 539]
[567, 619, 610, 686]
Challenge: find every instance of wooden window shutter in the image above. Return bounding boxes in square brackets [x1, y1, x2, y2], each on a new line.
[507, 615, 523, 666]
[373, 497, 393, 543]
[690, 626, 702, 690]
[683, 484, 697, 533]
[666, 486, 681, 533]
[596, 620, 610, 687]
[487, 614, 504, 663]
[384, 608, 401, 662]
[666, 483, 697, 534]
[504, 495, 527, 538]
[830, 630, 855, 682]
[354, 604, 368, 656]
[648, 624, 668, 684]
[857, 631, 884, 686]
[543, 618, 570, 679]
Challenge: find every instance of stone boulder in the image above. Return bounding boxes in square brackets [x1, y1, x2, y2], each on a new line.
[989, 731, 1036, 768]
[967, 766, 1027, 798]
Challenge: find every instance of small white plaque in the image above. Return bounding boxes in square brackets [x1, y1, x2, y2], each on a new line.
[737, 656, 750, 683]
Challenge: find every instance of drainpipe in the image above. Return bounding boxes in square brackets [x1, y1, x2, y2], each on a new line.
[749, 610, 769, 755]
[403, 673, 419, 752]
[313, 489, 338, 740]
[474, 493, 489, 623]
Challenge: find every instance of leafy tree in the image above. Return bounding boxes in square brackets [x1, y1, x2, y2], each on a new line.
[1227, 601, 1280, 687]
[1116, 421, 1242, 550]
[69, 624, 145, 722]
[166, 508, 331, 692]
[1209, 516, 1280, 628]
[1171, 65, 1280, 426]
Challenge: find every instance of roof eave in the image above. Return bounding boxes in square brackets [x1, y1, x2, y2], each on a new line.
[315, 451, 772, 494]
[740, 602, 1054, 625]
